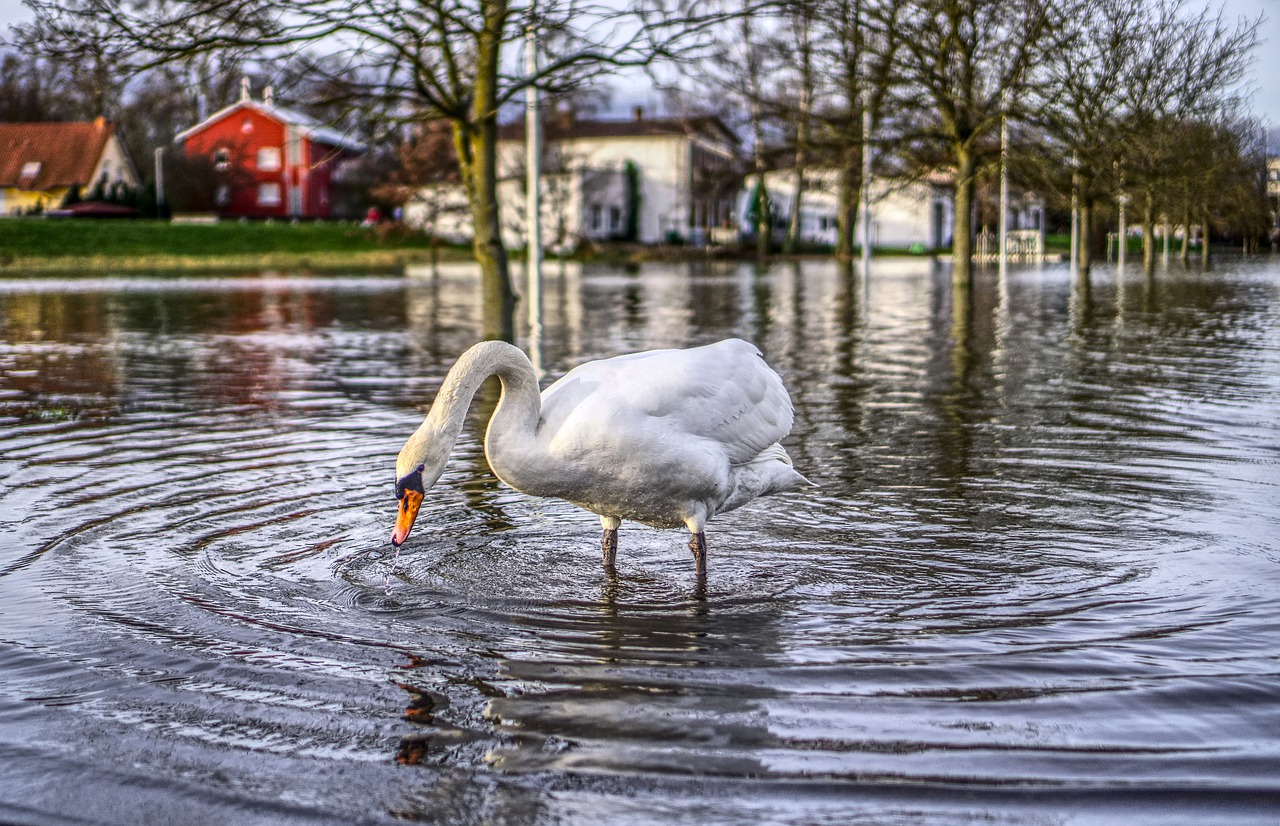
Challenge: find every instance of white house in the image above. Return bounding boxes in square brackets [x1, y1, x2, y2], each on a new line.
[740, 167, 955, 250]
[404, 110, 740, 249]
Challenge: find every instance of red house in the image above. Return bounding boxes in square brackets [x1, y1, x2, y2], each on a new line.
[175, 81, 365, 219]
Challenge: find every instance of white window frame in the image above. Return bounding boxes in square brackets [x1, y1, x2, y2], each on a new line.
[258, 182, 282, 207]
[257, 147, 282, 171]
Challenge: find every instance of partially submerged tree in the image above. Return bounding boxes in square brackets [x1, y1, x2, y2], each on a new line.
[888, 0, 1074, 288]
[1115, 0, 1257, 275]
[15, 0, 723, 339]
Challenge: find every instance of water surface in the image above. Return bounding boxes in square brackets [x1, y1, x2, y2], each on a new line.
[2, 260, 1278, 824]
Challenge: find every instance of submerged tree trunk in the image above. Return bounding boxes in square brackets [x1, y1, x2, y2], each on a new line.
[1078, 197, 1094, 285]
[835, 148, 860, 259]
[951, 148, 976, 289]
[454, 123, 515, 341]
[784, 168, 805, 256]
[452, 4, 516, 343]
[1141, 194, 1156, 277]
[1201, 214, 1211, 271]
[755, 175, 770, 262]
[1181, 209, 1191, 267]
[783, 12, 813, 257]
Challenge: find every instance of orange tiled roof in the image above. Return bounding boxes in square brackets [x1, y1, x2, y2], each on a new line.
[0, 120, 114, 191]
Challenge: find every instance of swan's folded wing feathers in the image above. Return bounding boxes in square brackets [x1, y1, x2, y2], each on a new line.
[537, 339, 794, 467]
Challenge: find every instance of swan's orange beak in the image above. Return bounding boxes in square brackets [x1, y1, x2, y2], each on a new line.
[391, 489, 423, 547]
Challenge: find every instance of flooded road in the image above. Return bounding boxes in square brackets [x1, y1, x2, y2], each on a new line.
[1, 259, 1278, 824]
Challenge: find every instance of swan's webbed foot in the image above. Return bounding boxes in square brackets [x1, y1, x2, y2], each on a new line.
[688, 532, 707, 579]
[602, 528, 618, 572]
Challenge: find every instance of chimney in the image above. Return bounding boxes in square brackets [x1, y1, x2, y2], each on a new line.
[263, 85, 274, 107]
[93, 116, 106, 129]
[240, 77, 250, 102]
[633, 106, 644, 121]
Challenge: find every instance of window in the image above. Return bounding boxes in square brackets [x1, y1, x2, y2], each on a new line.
[590, 204, 603, 232]
[608, 206, 622, 233]
[258, 183, 282, 207]
[20, 161, 41, 180]
[257, 147, 281, 171]
[214, 148, 231, 171]
[215, 184, 230, 206]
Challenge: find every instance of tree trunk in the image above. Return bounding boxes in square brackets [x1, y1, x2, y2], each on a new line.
[835, 148, 860, 259]
[951, 148, 976, 289]
[453, 121, 516, 342]
[783, 16, 813, 257]
[1141, 194, 1156, 277]
[1078, 196, 1094, 285]
[1180, 209, 1191, 267]
[784, 168, 804, 256]
[755, 174, 770, 262]
[453, 5, 516, 342]
[1201, 214, 1211, 271]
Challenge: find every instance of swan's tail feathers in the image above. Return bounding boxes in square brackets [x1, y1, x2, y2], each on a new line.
[749, 442, 793, 466]
[748, 443, 812, 483]
[721, 442, 810, 513]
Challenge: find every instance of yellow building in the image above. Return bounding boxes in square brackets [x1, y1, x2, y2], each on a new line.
[0, 118, 139, 216]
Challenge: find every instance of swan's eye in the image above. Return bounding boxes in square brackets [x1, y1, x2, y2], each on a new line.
[395, 464, 426, 500]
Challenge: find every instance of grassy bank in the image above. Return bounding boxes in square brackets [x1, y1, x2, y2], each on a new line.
[2, 216, 969, 274]
[0, 218, 471, 272]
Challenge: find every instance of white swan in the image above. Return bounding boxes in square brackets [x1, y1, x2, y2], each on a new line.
[390, 338, 806, 577]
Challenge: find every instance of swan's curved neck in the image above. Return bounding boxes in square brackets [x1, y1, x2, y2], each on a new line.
[397, 341, 541, 485]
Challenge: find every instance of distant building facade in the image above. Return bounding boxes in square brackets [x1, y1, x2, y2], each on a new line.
[742, 168, 955, 250]
[175, 81, 365, 219]
[0, 118, 139, 216]
[405, 110, 740, 249]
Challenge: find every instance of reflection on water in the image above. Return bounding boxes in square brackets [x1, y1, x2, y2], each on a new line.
[2, 261, 1279, 824]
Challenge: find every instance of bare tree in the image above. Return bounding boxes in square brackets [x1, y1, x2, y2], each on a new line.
[1039, 0, 1141, 282]
[1116, 0, 1257, 275]
[887, 0, 1073, 288]
[14, 0, 724, 339]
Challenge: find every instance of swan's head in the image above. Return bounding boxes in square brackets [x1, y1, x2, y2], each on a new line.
[390, 463, 426, 547]
[391, 426, 451, 547]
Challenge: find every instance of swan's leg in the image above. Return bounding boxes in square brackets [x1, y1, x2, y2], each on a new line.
[688, 532, 707, 578]
[600, 516, 621, 571]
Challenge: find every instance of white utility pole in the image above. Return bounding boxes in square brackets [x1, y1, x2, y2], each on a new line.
[154, 147, 165, 216]
[1117, 190, 1127, 271]
[860, 101, 872, 279]
[525, 26, 542, 370]
[998, 97, 1009, 280]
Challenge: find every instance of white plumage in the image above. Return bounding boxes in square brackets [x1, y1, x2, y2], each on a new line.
[391, 338, 806, 577]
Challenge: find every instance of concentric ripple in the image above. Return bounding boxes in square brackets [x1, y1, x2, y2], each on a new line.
[1, 265, 1279, 824]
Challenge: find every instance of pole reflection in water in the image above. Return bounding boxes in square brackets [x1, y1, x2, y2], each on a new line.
[1, 261, 1278, 824]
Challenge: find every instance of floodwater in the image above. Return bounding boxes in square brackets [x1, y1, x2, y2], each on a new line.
[1, 258, 1278, 825]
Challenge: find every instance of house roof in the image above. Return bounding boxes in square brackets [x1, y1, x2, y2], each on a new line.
[0, 119, 115, 190]
[498, 114, 739, 147]
[174, 98, 366, 153]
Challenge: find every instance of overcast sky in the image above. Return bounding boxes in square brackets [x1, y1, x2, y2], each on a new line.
[1, 0, 1277, 128]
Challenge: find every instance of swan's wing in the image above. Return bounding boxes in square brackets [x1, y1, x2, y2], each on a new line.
[539, 339, 793, 464]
